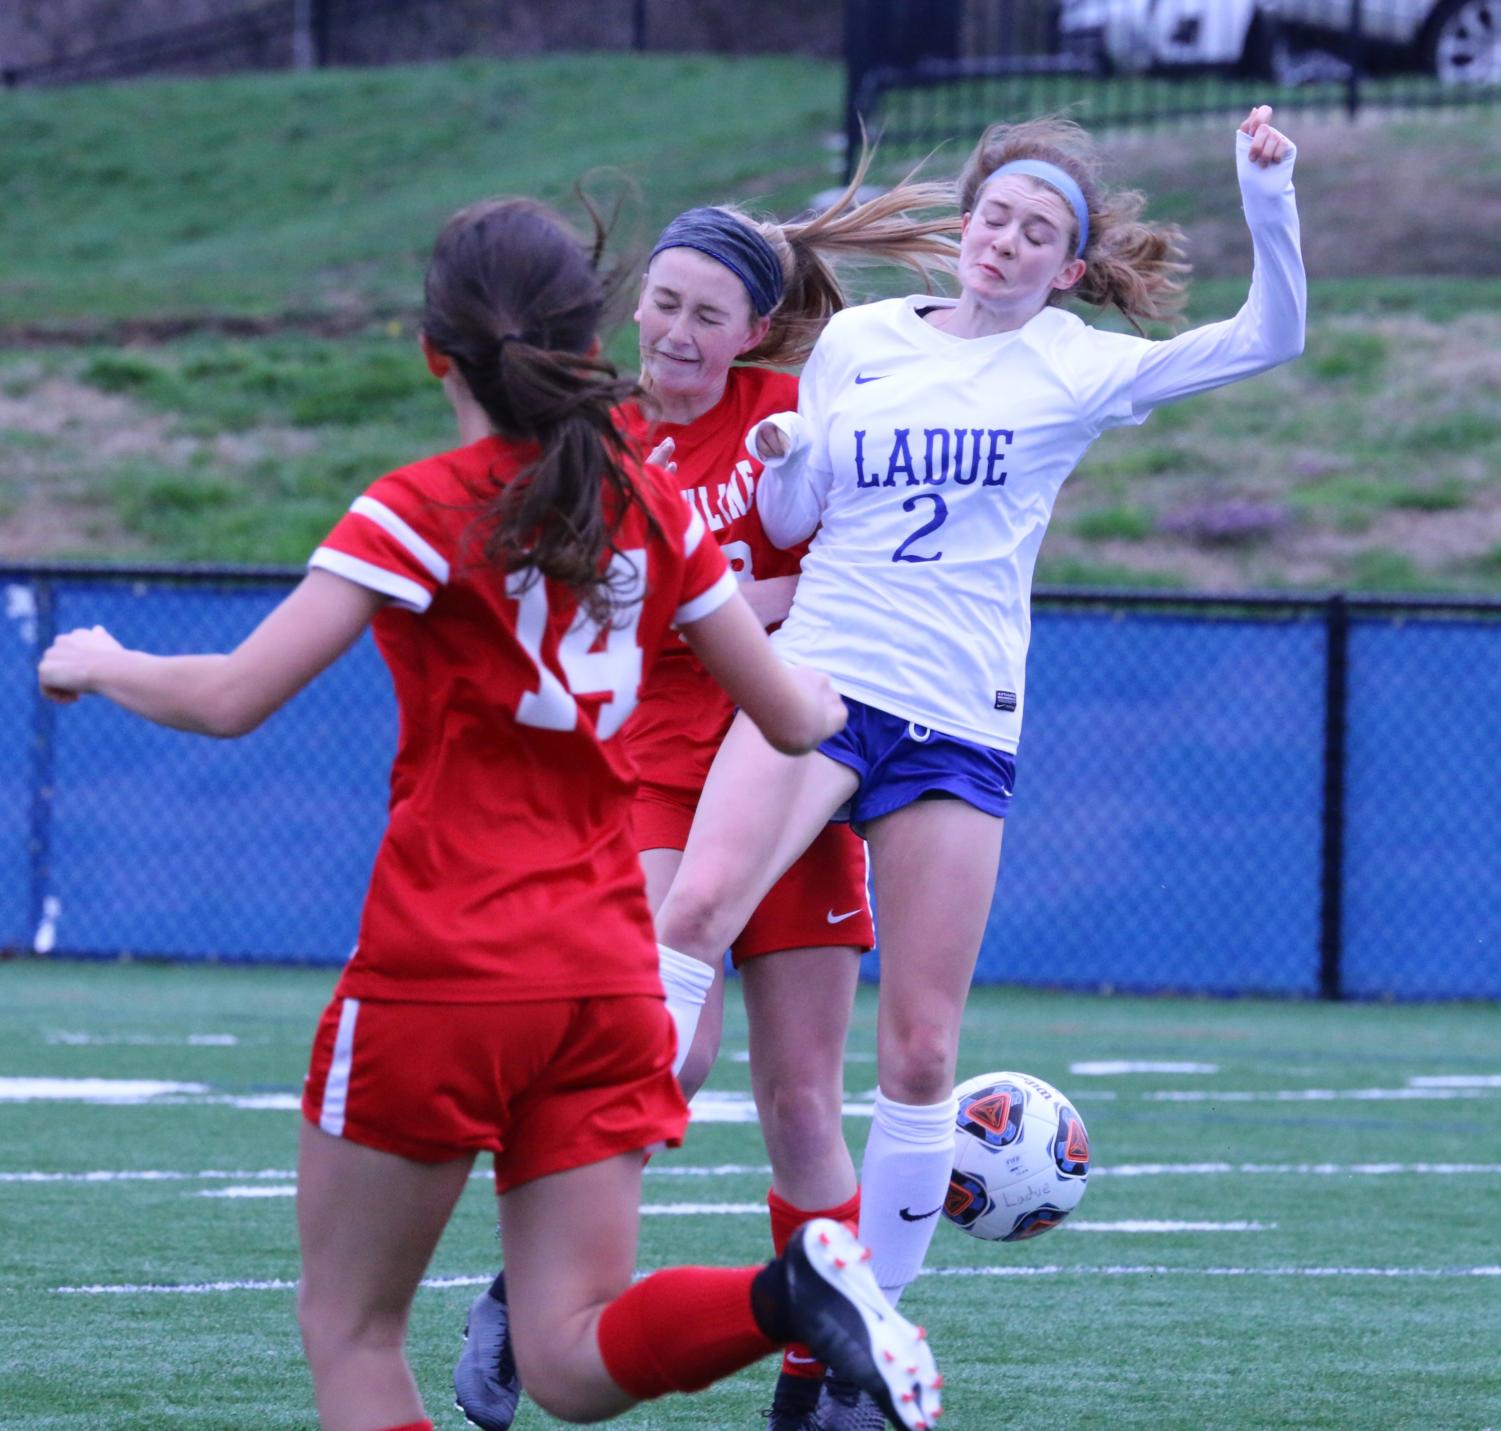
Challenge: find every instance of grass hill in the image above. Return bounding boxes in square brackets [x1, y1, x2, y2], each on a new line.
[3, 55, 1501, 594]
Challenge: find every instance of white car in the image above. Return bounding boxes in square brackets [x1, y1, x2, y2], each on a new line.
[1057, 0, 1501, 84]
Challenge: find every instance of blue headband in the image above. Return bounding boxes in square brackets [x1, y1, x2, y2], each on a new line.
[649, 207, 785, 316]
[982, 160, 1090, 259]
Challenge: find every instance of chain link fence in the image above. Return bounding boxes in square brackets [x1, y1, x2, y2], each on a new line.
[3, 565, 1498, 1000]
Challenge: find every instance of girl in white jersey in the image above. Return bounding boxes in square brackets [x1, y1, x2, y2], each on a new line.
[654, 104, 1304, 1428]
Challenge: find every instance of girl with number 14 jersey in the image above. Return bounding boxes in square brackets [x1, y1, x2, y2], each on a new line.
[37, 195, 948, 1431]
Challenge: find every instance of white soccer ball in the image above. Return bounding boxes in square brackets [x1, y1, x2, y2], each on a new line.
[943, 1070, 1090, 1241]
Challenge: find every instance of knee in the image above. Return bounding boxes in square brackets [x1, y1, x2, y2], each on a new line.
[656, 874, 743, 960]
[760, 1078, 844, 1159]
[879, 1021, 958, 1105]
[296, 1282, 400, 1370]
[676, 1037, 722, 1102]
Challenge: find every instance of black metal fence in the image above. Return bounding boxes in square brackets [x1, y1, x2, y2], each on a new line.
[5, 563, 1499, 1001]
[846, 0, 1501, 176]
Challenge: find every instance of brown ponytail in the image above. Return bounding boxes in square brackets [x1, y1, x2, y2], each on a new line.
[421, 196, 655, 627]
[956, 117, 1190, 332]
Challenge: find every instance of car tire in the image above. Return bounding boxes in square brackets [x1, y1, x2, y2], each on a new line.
[1422, 0, 1501, 84]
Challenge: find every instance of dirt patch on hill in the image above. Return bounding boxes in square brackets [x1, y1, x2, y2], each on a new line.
[1103, 113, 1501, 280]
[0, 374, 316, 561]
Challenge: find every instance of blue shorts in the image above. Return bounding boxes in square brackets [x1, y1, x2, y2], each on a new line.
[819, 698, 1017, 834]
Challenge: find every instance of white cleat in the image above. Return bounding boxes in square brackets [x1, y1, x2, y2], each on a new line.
[781, 1219, 943, 1431]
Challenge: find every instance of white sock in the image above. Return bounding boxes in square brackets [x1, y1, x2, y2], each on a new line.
[656, 943, 716, 1078]
[857, 1088, 958, 1304]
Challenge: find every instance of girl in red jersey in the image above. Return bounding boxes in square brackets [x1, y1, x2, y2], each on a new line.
[37, 198, 942, 1431]
[453, 184, 959, 1431]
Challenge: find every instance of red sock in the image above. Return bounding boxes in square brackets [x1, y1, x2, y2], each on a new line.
[376, 1422, 432, 1431]
[767, 1186, 861, 1379]
[596, 1267, 777, 1401]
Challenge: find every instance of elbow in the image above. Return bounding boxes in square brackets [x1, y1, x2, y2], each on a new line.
[199, 709, 263, 739]
[759, 514, 806, 551]
[766, 724, 819, 758]
[199, 686, 275, 739]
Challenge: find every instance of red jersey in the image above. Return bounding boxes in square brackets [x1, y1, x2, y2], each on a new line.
[618, 365, 802, 801]
[308, 435, 735, 1003]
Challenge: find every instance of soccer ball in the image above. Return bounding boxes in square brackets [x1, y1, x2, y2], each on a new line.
[942, 1070, 1090, 1241]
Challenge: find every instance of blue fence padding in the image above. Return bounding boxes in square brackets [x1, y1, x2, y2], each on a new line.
[2, 581, 38, 952]
[986, 611, 1328, 996]
[1342, 618, 1501, 1000]
[42, 581, 392, 963]
[7, 570, 1501, 1000]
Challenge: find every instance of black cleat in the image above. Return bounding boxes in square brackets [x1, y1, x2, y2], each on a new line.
[816, 1373, 891, 1430]
[454, 1271, 521, 1431]
[762, 1367, 825, 1429]
[780, 1220, 942, 1431]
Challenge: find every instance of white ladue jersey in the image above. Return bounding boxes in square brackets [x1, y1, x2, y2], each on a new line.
[758, 129, 1304, 753]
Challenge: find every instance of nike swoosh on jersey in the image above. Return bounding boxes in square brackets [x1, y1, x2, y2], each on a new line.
[826, 907, 864, 923]
[784, 1352, 821, 1365]
[853, 372, 888, 384]
[898, 1205, 942, 1222]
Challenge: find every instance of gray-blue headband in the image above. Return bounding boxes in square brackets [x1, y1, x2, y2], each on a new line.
[983, 160, 1090, 259]
[649, 207, 785, 316]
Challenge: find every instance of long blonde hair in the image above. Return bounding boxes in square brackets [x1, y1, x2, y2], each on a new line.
[698, 152, 960, 367]
[957, 116, 1189, 331]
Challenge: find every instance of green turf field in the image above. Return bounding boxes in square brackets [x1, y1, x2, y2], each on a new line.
[2, 958, 1497, 1429]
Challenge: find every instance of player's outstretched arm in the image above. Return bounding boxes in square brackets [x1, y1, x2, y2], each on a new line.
[37, 570, 383, 737]
[679, 589, 846, 755]
[1129, 104, 1305, 416]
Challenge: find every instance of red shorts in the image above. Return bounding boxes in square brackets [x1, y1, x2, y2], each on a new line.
[632, 788, 875, 964]
[301, 994, 688, 1192]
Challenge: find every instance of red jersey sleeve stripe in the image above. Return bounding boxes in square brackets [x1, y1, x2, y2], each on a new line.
[683, 506, 707, 558]
[674, 567, 738, 626]
[309, 546, 433, 612]
[350, 495, 451, 584]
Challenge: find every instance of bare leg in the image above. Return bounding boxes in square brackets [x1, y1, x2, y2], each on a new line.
[742, 946, 860, 1210]
[656, 711, 856, 963]
[855, 799, 1005, 1304]
[865, 801, 1004, 1103]
[499, 1151, 647, 1422]
[296, 1121, 474, 1431]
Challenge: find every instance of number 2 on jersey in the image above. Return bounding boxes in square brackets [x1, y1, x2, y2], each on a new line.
[892, 492, 948, 563]
[510, 549, 645, 740]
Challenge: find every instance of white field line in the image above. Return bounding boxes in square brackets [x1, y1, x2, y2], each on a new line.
[1408, 1075, 1501, 1088]
[1066, 1220, 1274, 1232]
[45, 1033, 241, 1047]
[0, 1078, 211, 1101]
[6, 1161, 1500, 1187]
[1096, 1162, 1501, 1177]
[201, 1187, 296, 1198]
[197, 1193, 779, 1213]
[1071, 1061, 1218, 1075]
[923, 1265, 1501, 1279]
[1139, 1087, 1492, 1103]
[52, 1264, 1501, 1295]
[3, 1077, 1497, 1111]
[185, 1187, 1276, 1233]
